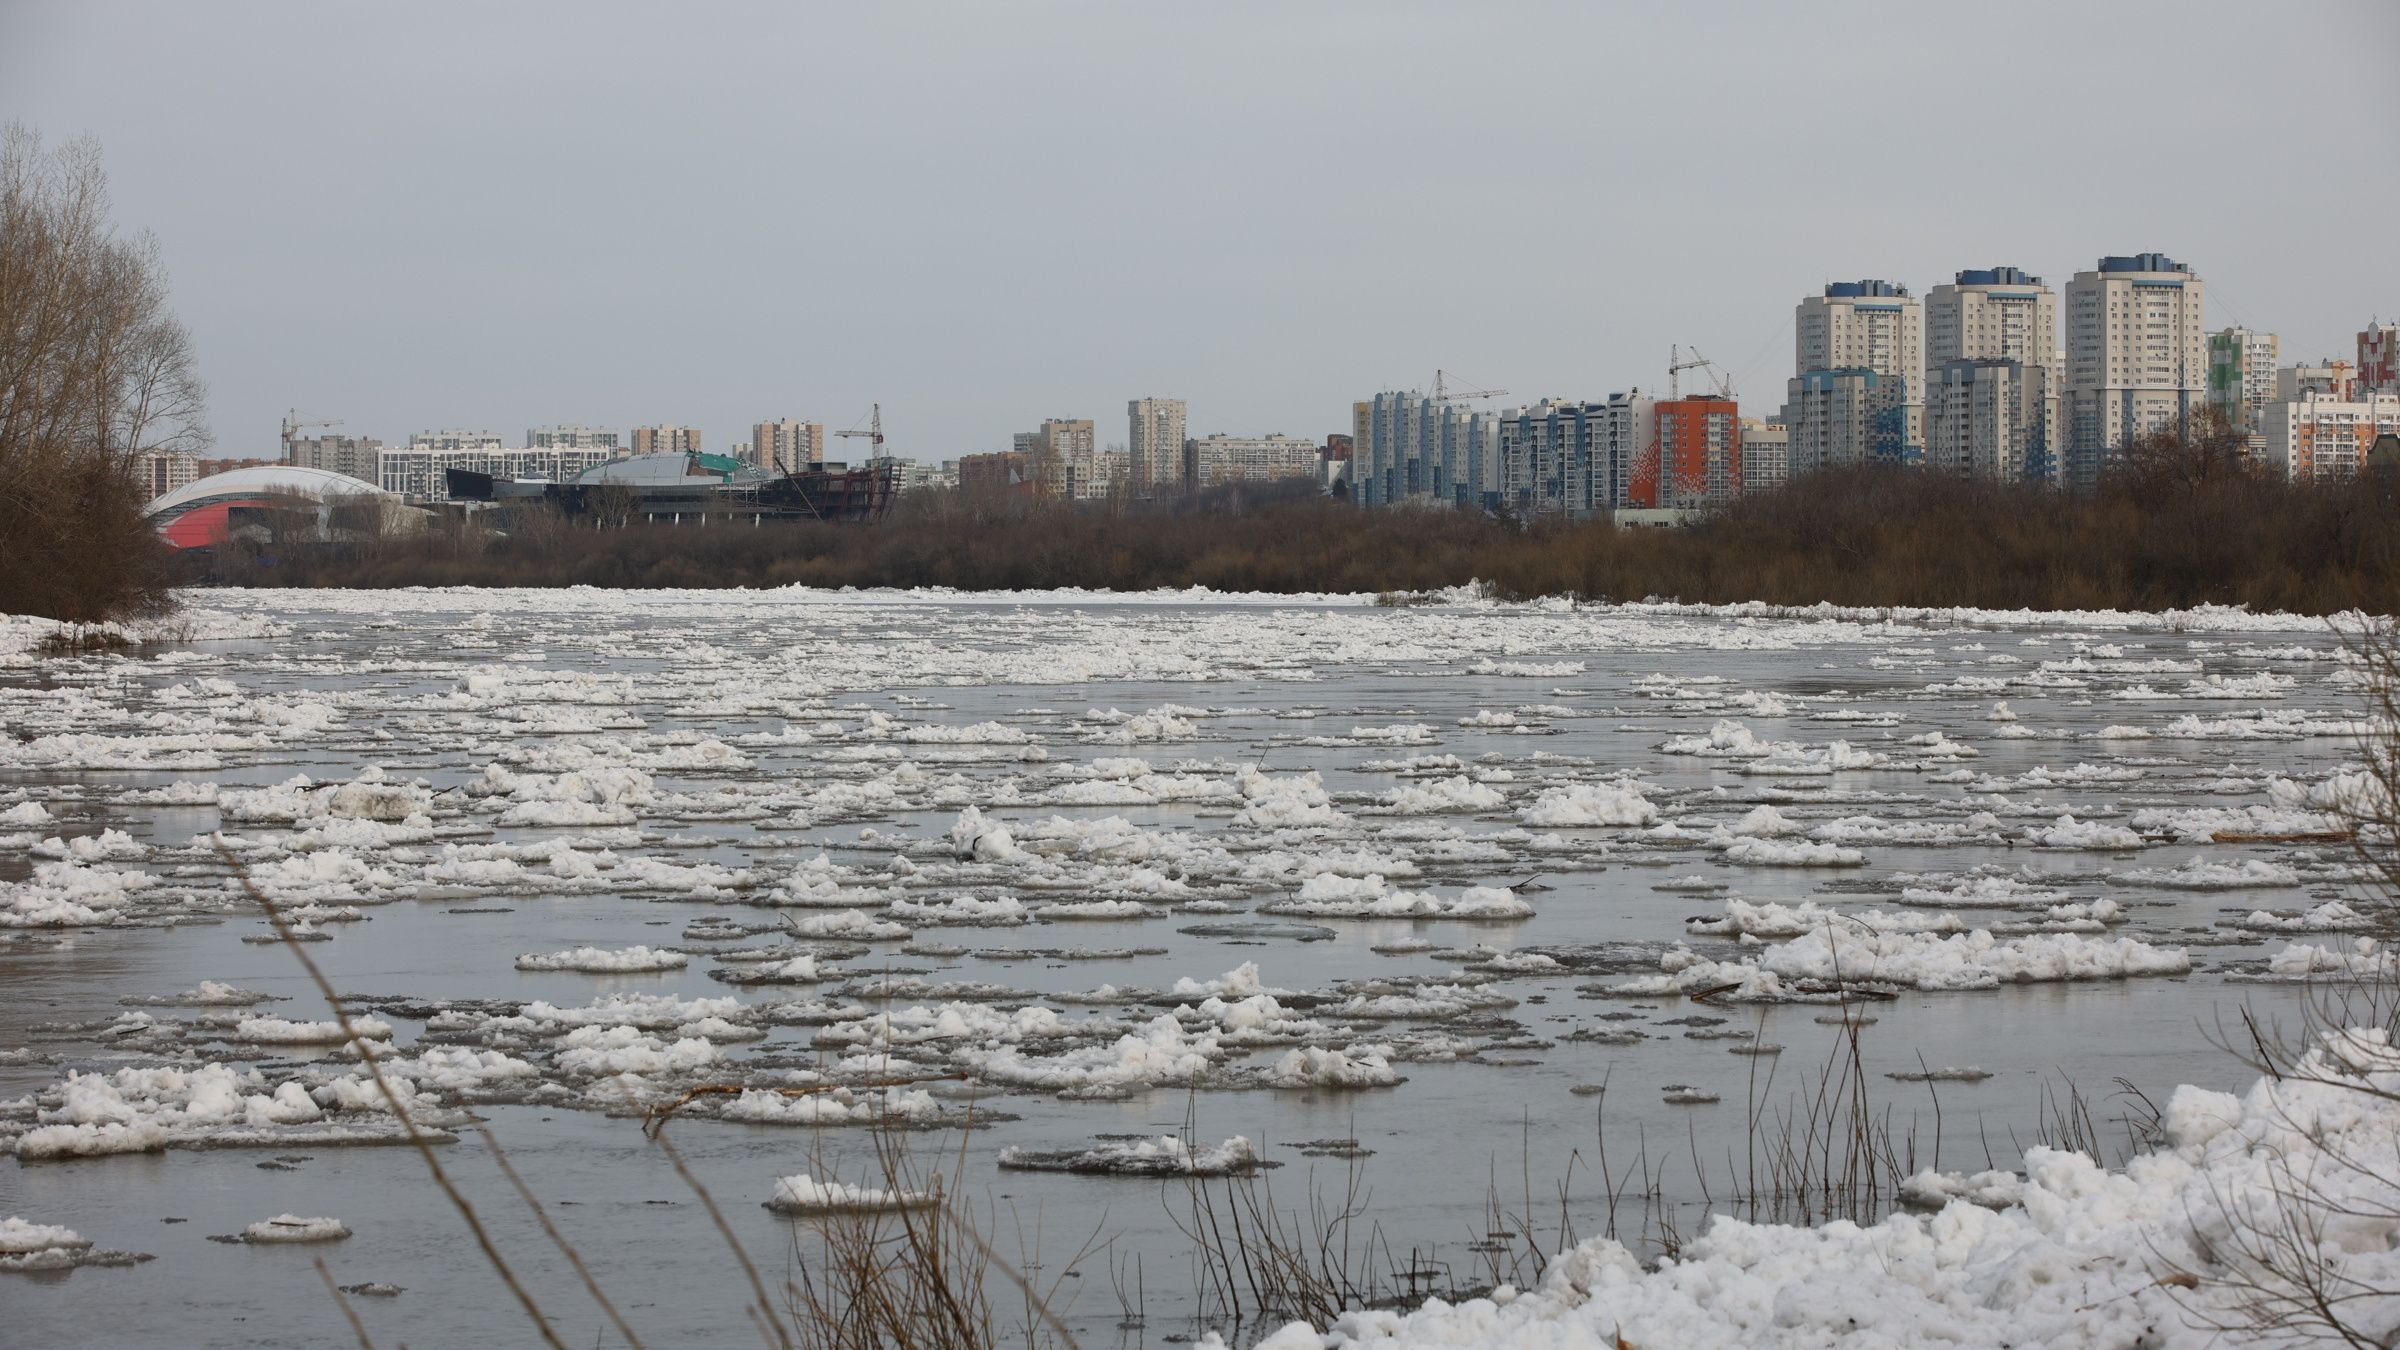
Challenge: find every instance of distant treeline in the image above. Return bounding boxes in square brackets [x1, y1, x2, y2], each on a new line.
[214, 437, 2400, 615]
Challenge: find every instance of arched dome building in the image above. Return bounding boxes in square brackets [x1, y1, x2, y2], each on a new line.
[143, 466, 398, 549]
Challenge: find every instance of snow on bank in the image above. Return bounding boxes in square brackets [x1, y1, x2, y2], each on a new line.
[1229, 1031, 2400, 1350]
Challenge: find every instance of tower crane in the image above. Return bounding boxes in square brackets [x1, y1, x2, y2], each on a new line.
[280, 409, 343, 462]
[834, 404, 885, 461]
[1667, 346, 1734, 401]
[1432, 369, 1508, 402]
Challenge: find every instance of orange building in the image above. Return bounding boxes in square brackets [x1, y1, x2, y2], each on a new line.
[1631, 397, 1740, 508]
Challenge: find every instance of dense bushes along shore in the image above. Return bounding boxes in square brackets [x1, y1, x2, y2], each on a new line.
[219, 441, 2400, 615]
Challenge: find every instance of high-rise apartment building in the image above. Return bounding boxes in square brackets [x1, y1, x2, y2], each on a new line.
[526, 425, 621, 452]
[751, 419, 826, 469]
[1182, 435, 1322, 492]
[2207, 329, 2280, 435]
[1784, 280, 1922, 472]
[1925, 267, 2058, 483]
[630, 425, 704, 457]
[287, 434, 386, 482]
[1360, 392, 1503, 509]
[1497, 393, 1649, 516]
[1127, 398, 1187, 496]
[2063, 253, 2206, 491]
[2361, 323, 2400, 396]
[1013, 419, 1105, 498]
[1637, 397, 1740, 507]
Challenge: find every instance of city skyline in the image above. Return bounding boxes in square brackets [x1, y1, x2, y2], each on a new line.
[2, 2, 2392, 461]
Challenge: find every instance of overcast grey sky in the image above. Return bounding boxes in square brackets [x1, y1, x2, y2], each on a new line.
[4, 1, 2395, 460]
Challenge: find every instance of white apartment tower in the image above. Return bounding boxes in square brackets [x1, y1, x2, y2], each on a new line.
[526, 425, 621, 452]
[1127, 398, 1187, 496]
[1924, 267, 2060, 483]
[1784, 280, 1922, 472]
[2063, 253, 2206, 491]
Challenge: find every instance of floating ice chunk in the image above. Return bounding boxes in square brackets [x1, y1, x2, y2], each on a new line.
[999, 1135, 1263, 1175]
[1265, 1047, 1401, 1089]
[0, 1217, 90, 1255]
[947, 806, 1028, 862]
[2110, 856, 2301, 889]
[1035, 899, 1153, 921]
[1377, 775, 1507, 814]
[1731, 805, 1799, 837]
[887, 893, 1032, 926]
[1260, 874, 1530, 920]
[2030, 814, 2147, 850]
[1517, 782, 1657, 828]
[2265, 938, 2397, 979]
[1721, 838, 1864, 867]
[234, 1016, 394, 1044]
[790, 910, 912, 941]
[0, 802, 54, 828]
[960, 1014, 1221, 1094]
[1987, 701, 2017, 722]
[1465, 659, 1585, 676]
[242, 1215, 350, 1243]
[1168, 962, 1279, 999]
[514, 945, 690, 972]
[1687, 900, 1961, 939]
[1231, 766, 1350, 829]
[899, 720, 1030, 744]
[1083, 709, 1199, 744]
[764, 1174, 934, 1212]
[13, 1120, 171, 1159]
[1618, 927, 2189, 998]
[554, 1026, 724, 1077]
[2230, 901, 2373, 932]
[31, 828, 149, 862]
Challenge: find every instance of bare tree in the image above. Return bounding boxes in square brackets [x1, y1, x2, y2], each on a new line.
[0, 123, 210, 620]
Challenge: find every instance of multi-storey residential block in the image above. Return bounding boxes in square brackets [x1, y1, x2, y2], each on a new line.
[1925, 267, 2057, 482]
[132, 451, 199, 501]
[1182, 435, 1321, 492]
[2279, 360, 2359, 402]
[1128, 398, 1187, 496]
[2063, 253, 2206, 491]
[750, 420, 826, 469]
[1740, 419, 1790, 491]
[1784, 369, 1894, 475]
[525, 425, 621, 452]
[1359, 392, 1502, 508]
[1637, 397, 1740, 507]
[956, 451, 1036, 498]
[1013, 419, 1101, 497]
[286, 434, 386, 482]
[1785, 280, 1923, 471]
[2362, 323, 2400, 396]
[2265, 393, 2400, 483]
[629, 425, 703, 457]
[1497, 393, 1649, 516]
[2207, 329, 2279, 434]
[1928, 360, 2058, 482]
[410, 429, 505, 454]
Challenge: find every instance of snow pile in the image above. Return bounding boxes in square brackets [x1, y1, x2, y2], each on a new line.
[235, 1016, 394, 1044]
[947, 806, 1028, 862]
[1243, 1034, 2400, 1350]
[1687, 899, 1962, 939]
[1231, 767, 1350, 830]
[724, 1086, 944, 1127]
[1721, 838, 1865, 868]
[553, 1025, 725, 1077]
[887, 893, 1032, 926]
[514, 945, 690, 972]
[960, 1015, 1222, 1095]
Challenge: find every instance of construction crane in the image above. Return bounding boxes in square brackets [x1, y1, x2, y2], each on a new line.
[834, 405, 885, 461]
[279, 409, 343, 462]
[1667, 346, 1734, 401]
[1432, 370, 1508, 403]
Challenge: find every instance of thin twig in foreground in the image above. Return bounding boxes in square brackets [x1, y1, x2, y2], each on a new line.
[481, 1126, 650, 1350]
[314, 1255, 376, 1350]
[652, 1126, 796, 1350]
[216, 836, 571, 1350]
